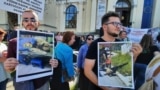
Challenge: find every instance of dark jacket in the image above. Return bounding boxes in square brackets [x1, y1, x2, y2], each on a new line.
[136, 45, 159, 65]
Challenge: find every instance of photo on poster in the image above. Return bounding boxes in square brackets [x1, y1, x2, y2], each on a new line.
[98, 42, 134, 89]
[16, 30, 54, 82]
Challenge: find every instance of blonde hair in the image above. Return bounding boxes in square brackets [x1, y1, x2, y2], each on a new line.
[22, 9, 39, 21]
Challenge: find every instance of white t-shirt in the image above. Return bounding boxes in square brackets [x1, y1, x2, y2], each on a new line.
[0, 43, 7, 57]
[0, 43, 10, 82]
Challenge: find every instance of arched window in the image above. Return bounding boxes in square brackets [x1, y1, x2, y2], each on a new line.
[65, 5, 77, 28]
[115, 0, 130, 8]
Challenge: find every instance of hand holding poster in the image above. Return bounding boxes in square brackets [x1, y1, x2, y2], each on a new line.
[16, 30, 54, 82]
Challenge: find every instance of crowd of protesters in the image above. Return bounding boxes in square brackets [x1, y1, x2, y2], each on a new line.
[0, 9, 160, 90]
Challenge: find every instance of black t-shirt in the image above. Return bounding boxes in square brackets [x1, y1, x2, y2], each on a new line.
[86, 38, 105, 76]
[85, 38, 119, 90]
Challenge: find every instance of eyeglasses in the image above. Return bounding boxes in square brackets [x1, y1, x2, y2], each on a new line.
[87, 38, 94, 40]
[105, 22, 122, 27]
[22, 18, 36, 22]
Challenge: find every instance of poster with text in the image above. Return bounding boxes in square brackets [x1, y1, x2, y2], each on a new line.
[126, 27, 160, 44]
[16, 30, 54, 82]
[98, 42, 134, 89]
[127, 28, 148, 43]
[0, 0, 45, 20]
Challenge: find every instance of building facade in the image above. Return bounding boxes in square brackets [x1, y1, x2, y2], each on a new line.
[0, 0, 160, 33]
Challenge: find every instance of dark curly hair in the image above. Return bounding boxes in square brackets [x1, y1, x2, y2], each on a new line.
[101, 11, 120, 25]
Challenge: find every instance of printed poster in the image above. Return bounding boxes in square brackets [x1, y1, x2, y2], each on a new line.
[127, 28, 148, 43]
[16, 30, 54, 82]
[0, 0, 45, 20]
[98, 42, 134, 89]
[126, 27, 160, 43]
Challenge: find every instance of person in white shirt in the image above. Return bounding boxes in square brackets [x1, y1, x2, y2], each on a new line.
[0, 28, 11, 90]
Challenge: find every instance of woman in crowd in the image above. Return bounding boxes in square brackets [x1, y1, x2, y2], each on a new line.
[134, 34, 159, 89]
[0, 28, 10, 90]
[51, 31, 75, 90]
[77, 34, 94, 90]
[136, 34, 159, 65]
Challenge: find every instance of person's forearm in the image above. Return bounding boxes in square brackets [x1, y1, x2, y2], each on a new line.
[85, 70, 98, 86]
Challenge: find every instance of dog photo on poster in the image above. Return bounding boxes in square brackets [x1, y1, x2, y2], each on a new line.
[98, 42, 134, 89]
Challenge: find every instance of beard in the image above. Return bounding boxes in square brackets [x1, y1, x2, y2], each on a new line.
[108, 31, 118, 37]
[25, 25, 37, 30]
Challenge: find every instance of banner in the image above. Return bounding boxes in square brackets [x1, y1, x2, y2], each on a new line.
[127, 27, 160, 43]
[0, 0, 45, 20]
[56, 0, 85, 3]
[149, 27, 160, 43]
[127, 28, 148, 43]
[96, 0, 107, 29]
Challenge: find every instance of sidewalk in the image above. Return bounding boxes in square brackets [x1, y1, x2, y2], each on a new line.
[6, 78, 78, 90]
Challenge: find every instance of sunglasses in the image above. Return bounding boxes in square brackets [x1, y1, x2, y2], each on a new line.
[105, 22, 122, 27]
[87, 38, 94, 40]
[22, 18, 37, 22]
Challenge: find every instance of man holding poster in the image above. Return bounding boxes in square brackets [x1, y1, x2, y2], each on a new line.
[84, 11, 142, 90]
[4, 9, 58, 90]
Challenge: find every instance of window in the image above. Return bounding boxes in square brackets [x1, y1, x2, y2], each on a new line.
[65, 5, 77, 28]
[116, 0, 130, 8]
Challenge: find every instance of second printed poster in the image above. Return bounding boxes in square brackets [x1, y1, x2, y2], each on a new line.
[98, 42, 134, 89]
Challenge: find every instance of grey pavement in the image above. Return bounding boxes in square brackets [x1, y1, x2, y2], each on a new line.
[6, 77, 78, 90]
